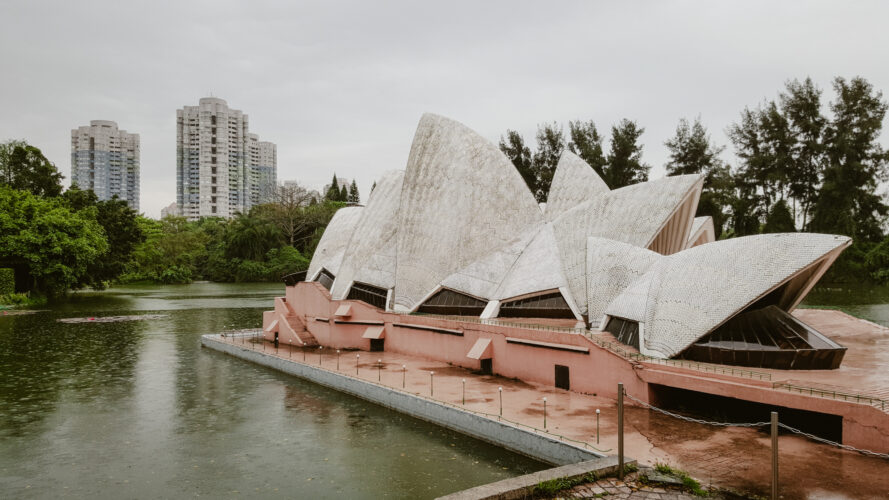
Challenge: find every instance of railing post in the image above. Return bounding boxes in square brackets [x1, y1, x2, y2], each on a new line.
[618, 382, 624, 480]
[771, 411, 779, 500]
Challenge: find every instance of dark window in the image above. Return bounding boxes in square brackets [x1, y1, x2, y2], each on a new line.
[498, 291, 575, 319]
[347, 282, 388, 310]
[678, 305, 846, 370]
[370, 339, 384, 352]
[555, 365, 570, 390]
[480, 358, 493, 375]
[316, 268, 335, 291]
[417, 289, 486, 316]
[604, 317, 640, 350]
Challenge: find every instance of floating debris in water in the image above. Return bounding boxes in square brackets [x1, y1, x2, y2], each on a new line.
[0, 310, 41, 316]
[57, 314, 168, 324]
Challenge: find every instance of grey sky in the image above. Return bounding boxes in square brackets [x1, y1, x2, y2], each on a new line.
[2, 1, 888, 217]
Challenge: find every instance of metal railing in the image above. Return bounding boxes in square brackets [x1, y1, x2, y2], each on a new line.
[401, 312, 587, 334]
[583, 332, 773, 381]
[773, 382, 888, 413]
[214, 331, 611, 454]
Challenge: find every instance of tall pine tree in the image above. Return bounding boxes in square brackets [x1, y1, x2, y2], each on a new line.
[499, 130, 535, 196]
[605, 119, 649, 188]
[531, 123, 565, 202]
[348, 180, 359, 203]
[567, 120, 607, 179]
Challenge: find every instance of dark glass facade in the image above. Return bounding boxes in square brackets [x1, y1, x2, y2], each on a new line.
[417, 289, 487, 316]
[317, 269, 335, 291]
[603, 316, 640, 350]
[346, 282, 388, 310]
[498, 291, 575, 319]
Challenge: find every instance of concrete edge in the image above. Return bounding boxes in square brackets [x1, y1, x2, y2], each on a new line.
[436, 456, 631, 500]
[201, 334, 606, 466]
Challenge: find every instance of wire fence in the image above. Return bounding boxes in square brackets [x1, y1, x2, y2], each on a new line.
[214, 331, 612, 454]
[622, 390, 889, 460]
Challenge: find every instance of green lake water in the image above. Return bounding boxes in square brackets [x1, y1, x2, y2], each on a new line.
[0, 283, 545, 499]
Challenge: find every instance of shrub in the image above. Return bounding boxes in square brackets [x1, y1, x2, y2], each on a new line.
[0, 268, 13, 295]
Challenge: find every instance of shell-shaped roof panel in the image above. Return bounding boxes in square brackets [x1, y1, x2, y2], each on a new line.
[586, 237, 661, 323]
[495, 224, 571, 301]
[552, 174, 703, 315]
[605, 233, 851, 358]
[545, 151, 610, 222]
[306, 206, 364, 280]
[393, 113, 544, 311]
[330, 170, 404, 299]
[439, 227, 538, 301]
[685, 216, 716, 249]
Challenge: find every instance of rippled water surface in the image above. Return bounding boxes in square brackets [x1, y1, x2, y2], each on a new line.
[0, 283, 545, 499]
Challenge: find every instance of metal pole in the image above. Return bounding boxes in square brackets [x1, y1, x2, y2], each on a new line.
[596, 409, 600, 444]
[303, 343, 306, 361]
[289, 340, 291, 358]
[771, 411, 778, 500]
[378, 359, 382, 381]
[402, 365, 406, 388]
[543, 397, 547, 429]
[499, 387, 503, 418]
[618, 382, 624, 480]
[318, 346, 322, 365]
[462, 379, 466, 405]
[336, 350, 340, 370]
[430, 371, 434, 396]
[356, 354, 360, 375]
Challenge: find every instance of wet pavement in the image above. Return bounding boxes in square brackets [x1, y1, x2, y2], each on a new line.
[217, 308, 889, 499]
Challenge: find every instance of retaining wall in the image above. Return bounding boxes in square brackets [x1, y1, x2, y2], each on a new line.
[201, 334, 604, 466]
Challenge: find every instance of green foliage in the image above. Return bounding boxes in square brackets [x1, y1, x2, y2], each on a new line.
[0, 185, 107, 296]
[0, 141, 63, 197]
[0, 268, 13, 296]
[532, 122, 565, 202]
[653, 463, 709, 497]
[0, 292, 46, 307]
[499, 130, 536, 196]
[568, 119, 607, 180]
[605, 119, 650, 188]
[763, 199, 796, 233]
[348, 180, 360, 203]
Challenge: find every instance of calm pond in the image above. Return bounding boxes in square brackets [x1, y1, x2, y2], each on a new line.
[0, 283, 545, 499]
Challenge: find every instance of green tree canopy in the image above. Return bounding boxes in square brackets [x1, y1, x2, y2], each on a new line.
[0, 141, 63, 197]
[499, 130, 535, 195]
[605, 119, 650, 188]
[567, 119, 607, 179]
[531, 123, 564, 202]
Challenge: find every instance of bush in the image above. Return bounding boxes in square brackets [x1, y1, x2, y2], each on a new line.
[158, 265, 193, 284]
[0, 268, 13, 295]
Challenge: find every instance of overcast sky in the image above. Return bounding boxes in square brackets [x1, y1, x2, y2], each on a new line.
[2, 1, 888, 217]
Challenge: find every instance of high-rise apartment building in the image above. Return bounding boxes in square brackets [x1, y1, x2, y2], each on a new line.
[70, 120, 140, 210]
[176, 97, 276, 220]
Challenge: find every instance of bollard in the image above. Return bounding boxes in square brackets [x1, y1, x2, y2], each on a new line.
[543, 397, 547, 429]
[771, 411, 778, 500]
[499, 387, 503, 418]
[430, 371, 434, 397]
[336, 350, 340, 370]
[356, 354, 360, 375]
[378, 359, 382, 381]
[596, 409, 600, 444]
[462, 378, 466, 405]
[618, 383, 624, 480]
[402, 365, 406, 388]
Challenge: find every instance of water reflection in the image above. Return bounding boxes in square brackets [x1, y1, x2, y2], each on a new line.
[0, 283, 545, 499]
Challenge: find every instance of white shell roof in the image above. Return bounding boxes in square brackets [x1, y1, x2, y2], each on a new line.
[585, 237, 661, 323]
[552, 174, 704, 316]
[306, 206, 364, 280]
[330, 170, 405, 299]
[604, 233, 852, 358]
[393, 113, 544, 311]
[685, 216, 715, 249]
[545, 151, 610, 222]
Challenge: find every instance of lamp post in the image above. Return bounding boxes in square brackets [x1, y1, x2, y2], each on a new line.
[336, 350, 340, 370]
[462, 378, 466, 405]
[303, 342, 306, 361]
[430, 371, 434, 397]
[318, 346, 322, 365]
[498, 387, 503, 417]
[378, 359, 382, 381]
[356, 354, 360, 375]
[596, 409, 600, 444]
[543, 397, 547, 429]
[402, 365, 406, 388]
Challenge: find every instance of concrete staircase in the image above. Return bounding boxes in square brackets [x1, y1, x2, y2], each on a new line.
[279, 299, 318, 347]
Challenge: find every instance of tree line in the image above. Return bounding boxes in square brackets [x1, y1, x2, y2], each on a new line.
[0, 140, 347, 300]
[500, 76, 889, 282]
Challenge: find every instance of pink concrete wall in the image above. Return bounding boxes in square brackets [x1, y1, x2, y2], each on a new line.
[261, 282, 889, 453]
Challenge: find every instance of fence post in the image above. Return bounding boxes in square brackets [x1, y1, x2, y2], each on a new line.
[618, 382, 624, 480]
[771, 411, 778, 500]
